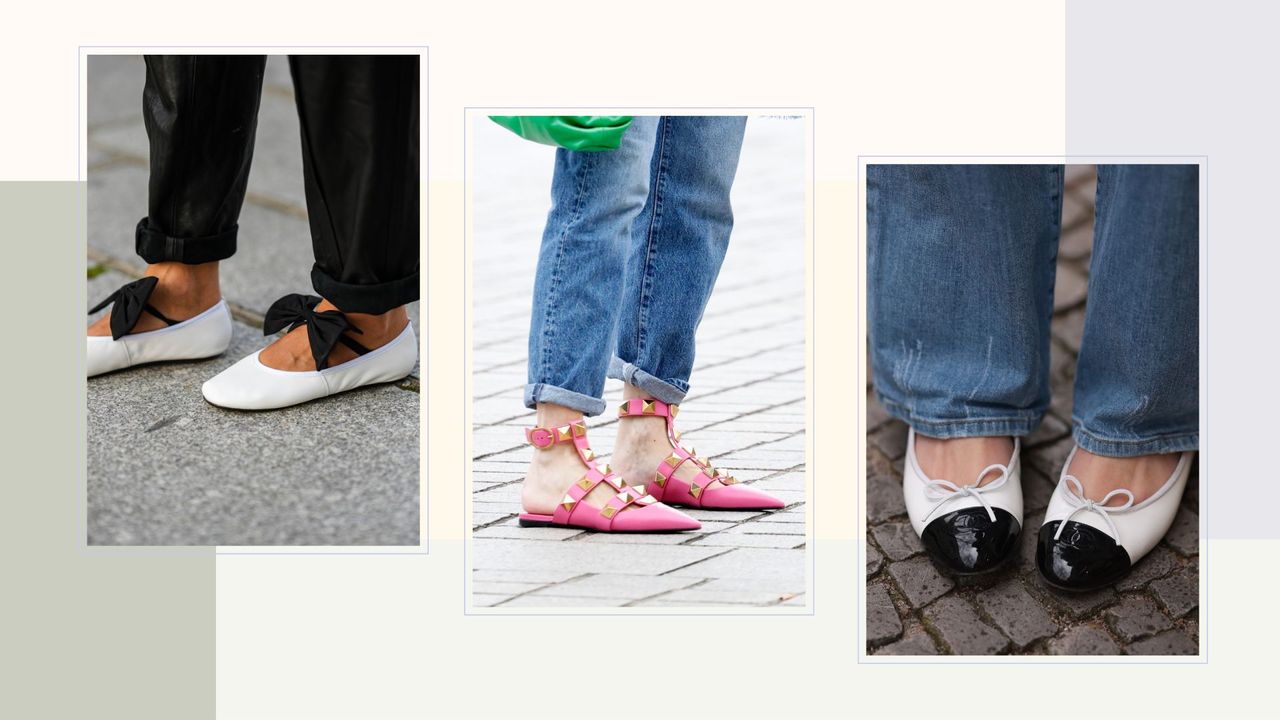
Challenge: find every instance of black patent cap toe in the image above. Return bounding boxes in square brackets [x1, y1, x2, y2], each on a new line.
[1036, 520, 1131, 592]
[920, 507, 1021, 575]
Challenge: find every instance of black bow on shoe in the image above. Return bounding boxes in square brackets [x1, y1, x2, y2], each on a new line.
[88, 276, 176, 340]
[263, 294, 367, 370]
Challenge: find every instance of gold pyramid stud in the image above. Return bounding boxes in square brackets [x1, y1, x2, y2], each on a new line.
[556, 425, 573, 442]
[674, 430, 682, 441]
[601, 506, 617, 519]
[709, 467, 720, 478]
[561, 494, 577, 511]
[577, 476, 594, 491]
[639, 495, 656, 504]
[599, 463, 611, 475]
[689, 482, 702, 498]
[634, 485, 647, 495]
[582, 449, 595, 461]
[572, 422, 587, 436]
[654, 472, 667, 487]
[618, 402, 630, 416]
[616, 477, 627, 487]
[618, 491, 632, 503]
[722, 476, 738, 485]
[670, 405, 679, 418]
[642, 400, 656, 414]
[664, 453, 682, 467]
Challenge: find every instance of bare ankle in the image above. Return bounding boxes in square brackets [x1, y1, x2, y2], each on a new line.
[146, 261, 222, 315]
[337, 304, 409, 340]
[914, 434, 1014, 486]
[1067, 448, 1181, 503]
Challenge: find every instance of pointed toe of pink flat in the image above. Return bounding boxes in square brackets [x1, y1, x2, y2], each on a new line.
[699, 483, 787, 510]
[610, 502, 701, 532]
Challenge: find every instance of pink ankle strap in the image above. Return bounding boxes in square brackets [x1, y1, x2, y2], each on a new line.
[617, 398, 679, 418]
[525, 420, 587, 449]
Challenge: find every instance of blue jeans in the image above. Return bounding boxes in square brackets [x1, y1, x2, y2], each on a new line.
[525, 116, 748, 416]
[868, 164, 1199, 457]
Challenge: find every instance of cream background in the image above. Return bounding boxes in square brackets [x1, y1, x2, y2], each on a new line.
[1, 1, 1273, 718]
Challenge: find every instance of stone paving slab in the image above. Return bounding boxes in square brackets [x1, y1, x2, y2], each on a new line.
[86, 56, 421, 545]
[470, 117, 807, 608]
[866, 166, 1200, 655]
[88, 269, 419, 545]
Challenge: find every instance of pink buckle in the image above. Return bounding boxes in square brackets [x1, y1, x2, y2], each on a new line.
[526, 427, 556, 449]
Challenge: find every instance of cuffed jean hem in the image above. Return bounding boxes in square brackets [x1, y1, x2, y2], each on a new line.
[875, 392, 1042, 439]
[135, 217, 237, 265]
[1071, 424, 1199, 458]
[524, 383, 607, 417]
[607, 357, 688, 405]
[311, 265, 420, 315]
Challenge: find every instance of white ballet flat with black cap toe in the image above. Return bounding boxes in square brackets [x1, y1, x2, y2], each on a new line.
[201, 293, 417, 411]
[87, 276, 233, 378]
[903, 428, 1024, 575]
[1037, 447, 1194, 592]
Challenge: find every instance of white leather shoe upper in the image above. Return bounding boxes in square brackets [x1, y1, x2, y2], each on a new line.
[87, 300, 233, 377]
[201, 322, 418, 410]
[1042, 447, 1193, 562]
[902, 428, 1024, 536]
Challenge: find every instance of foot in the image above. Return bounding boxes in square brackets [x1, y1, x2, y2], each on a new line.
[904, 429, 1023, 575]
[1036, 448, 1191, 591]
[1064, 448, 1181, 505]
[258, 301, 409, 371]
[88, 261, 221, 336]
[609, 385, 743, 500]
[610, 410, 730, 496]
[913, 435, 1015, 488]
[521, 407, 638, 517]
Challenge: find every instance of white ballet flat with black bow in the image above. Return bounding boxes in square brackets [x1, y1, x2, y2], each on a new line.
[87, 276, 233, 377]
[1037, 447, 1194, 592]
[201, 294, 417, 411]
[902, 428, 1024, 575]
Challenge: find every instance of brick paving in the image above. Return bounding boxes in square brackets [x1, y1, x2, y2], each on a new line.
[866, 166, 1200, 655]
[470, 116, 807, 608]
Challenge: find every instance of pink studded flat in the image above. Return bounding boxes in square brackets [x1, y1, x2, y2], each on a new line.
[617, 398, 786, 510]
[518, 419, 701, 532]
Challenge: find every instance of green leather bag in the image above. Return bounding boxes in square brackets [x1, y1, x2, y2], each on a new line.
[488, 116, 634, 152]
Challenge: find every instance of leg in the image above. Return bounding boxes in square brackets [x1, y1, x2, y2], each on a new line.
[870, 164, 1063, 574]
[609, 115, 747, 401]
[89, 55, 264, 338]
[521, 117, 660, 515]
[1035, 164, 1199, 590]
[604, 117, 758, 497]
[1069, 164, 1199, 501]
[869, 164, 1063, 481]
[259, 55, 420, 371]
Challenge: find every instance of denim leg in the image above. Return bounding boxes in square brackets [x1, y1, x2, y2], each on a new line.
[868, 164, 1063, 438]
[525, 117, 659, 416]
[608, 116, 747, 404]
[1072, 165, 1199, 456]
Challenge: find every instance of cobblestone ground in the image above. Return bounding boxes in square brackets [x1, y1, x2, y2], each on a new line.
[866, 166, 1200, 655]
[470, 116, 807, 608]
[86, 56, 420, 545]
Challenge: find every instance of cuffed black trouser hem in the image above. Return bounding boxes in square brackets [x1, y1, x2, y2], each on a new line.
[311, 264, 419, 315]
[135, 217, 238, 265]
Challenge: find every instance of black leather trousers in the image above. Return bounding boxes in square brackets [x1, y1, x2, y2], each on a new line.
[138, 55, 419, 314]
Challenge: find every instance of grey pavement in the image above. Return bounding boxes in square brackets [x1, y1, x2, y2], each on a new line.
[86, 56, 419, 545]
[866, 166, 1200, 655]
[470, 116, 807, 608]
